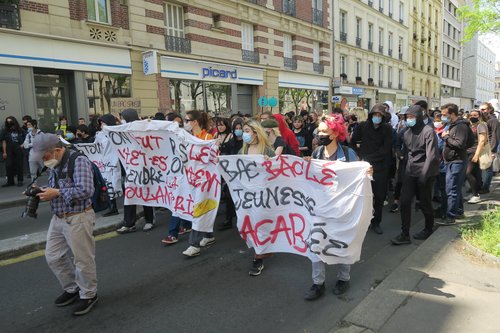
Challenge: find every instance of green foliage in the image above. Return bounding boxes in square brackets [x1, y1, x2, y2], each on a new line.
[461, 207, 500, 257]
[458, 0, 500, 42]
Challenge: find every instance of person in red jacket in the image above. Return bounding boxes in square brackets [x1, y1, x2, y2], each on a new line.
[273, 114, 300, 156]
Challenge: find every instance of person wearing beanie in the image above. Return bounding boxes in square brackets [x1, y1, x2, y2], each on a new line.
[261, 118, 294, 156]
[154, 112, 166, 121]
[99, 114, 118, 127]
[391, 105, 439, 245]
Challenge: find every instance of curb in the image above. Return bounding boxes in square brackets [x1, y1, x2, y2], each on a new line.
[330, 226, 459, 333]
[0, 213, 125, 260]
[460, 238, 500, 266]
[0, 198, 28, 210]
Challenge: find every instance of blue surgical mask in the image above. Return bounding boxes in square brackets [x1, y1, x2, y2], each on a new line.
[27, 128, 33, 133]
[441, 116, 449, 123]
[405, 119, 417, 127]
[66, 133, 75, 140]
[372, 116, 382, 124]
[234, 129, 243, 137]
[242, 132, 254, 144]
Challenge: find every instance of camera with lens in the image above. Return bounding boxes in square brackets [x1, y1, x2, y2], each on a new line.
[22, 186, 43, 219]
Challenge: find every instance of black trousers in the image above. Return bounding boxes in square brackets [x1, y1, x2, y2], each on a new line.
[6, 146, 24, 184]
[223, 184, 236, 220]
[400, 175, 435, 235]
[123, 205, 154, 227]
[371, 166, 389, 226]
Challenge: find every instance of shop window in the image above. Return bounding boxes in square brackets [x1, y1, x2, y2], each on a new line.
[87, 0, 111, 24]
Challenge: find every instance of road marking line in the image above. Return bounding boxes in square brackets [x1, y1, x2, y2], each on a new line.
[0, 231, 119, 267]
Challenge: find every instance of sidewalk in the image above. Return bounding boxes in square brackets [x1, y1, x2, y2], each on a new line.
[330, 178, 500, 333]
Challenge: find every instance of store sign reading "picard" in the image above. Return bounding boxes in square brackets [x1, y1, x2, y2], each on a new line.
[202, 67, 238, 80]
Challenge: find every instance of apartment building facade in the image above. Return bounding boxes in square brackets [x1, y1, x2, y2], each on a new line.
[408, 0, 442, 107]
[440, 0, 464, 107]
[461, 34, 496, 108]
[332, 0, 409, 112]
[0, 0, 332, 130]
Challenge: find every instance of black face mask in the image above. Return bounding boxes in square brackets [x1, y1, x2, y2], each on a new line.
[318, 135, 333, 146]
[469, 117, 479, 124]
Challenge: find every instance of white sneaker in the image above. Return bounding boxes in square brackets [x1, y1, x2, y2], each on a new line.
[200, 237, 216, 247]
[143, 222, 154, 231]
[182, 246, 200, 257]
[468, 195, 481, 204]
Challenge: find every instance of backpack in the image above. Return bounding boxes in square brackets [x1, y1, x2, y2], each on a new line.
[462, 123, 475, 149]
[60, 150, 111, 213]
[312, 145, 350, 161]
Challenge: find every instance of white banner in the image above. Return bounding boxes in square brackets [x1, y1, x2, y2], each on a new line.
[75, 132, 123, 200]
[218, 155, 373, 265]
[103, 120, 220, 232]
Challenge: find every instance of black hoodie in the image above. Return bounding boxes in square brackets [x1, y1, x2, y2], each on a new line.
[442, 119, 469, 162]
[350, 108, 393, 168]
[121, 108, 140, 123]
[402, 106, 440, 183]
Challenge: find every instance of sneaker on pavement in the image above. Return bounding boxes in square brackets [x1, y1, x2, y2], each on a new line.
[467, 195, 481, 204]
[199, 237, 216, 247]
[370, 224, 384, 235]
[304, 283, 325, 301]
[73, 295, 98, 316]
[478, 188, 490, 195]
[434, 209, 446, 220]
[389, 203, 399, 213]
[249, 259, 264, 276]
[178, 227, 192, 235]
[413, 229, 433, 240]
[332, 280, 350, 295]
[391, 233, 411, 245]
[55, 290, 79, 307]
[182, 246, 200, 257]
[436, 217, 456, 226]
[116, 225, 136, 234]
[143, 222, 154, 232]
[161, 235, 178, 245]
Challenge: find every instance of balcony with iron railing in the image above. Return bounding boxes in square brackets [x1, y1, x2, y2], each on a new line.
[379, 6, 384, 13]
[246, 0, 258, 4]
[340, 32, 347, 42]
[284, 57, 297, 70]
[368, 0, 373, 7]
[312, 8, 323, 26]
[368, 41, 373, 51]
[388, 49, 392, 57]
[379, 80, 383, 87]
[165, 35, 191, 54]
[379, 45, 383, 54]
[242, 49, 259, 64]
[313, 63, 324, 74]
[388, 82, 392, 88]
[389, 12, 393, 18]
[0, 3, 21, 30]
[398, 83, 402, 90]
[399, 52, 403, 60]
[399, 18, 403, 24]
[283, 0, 296, 17]
[356, 37, 362, 47]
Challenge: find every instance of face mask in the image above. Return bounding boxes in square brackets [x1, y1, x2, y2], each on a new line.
[434, 122, 444, 129]
[372, 116, 382, 125]
[318, 135, 333, 146]
[469, 117, 479, 124]
[242, 132, 254, 144]
[27, 128, 33, 133]
[44, 152, 59, 169]
[234, 129, 243, 137]
[441, 116, 449, 123]
[66, 133, 75, 140]
[184, 123, 193, 132]
[405, 119, 417, 127]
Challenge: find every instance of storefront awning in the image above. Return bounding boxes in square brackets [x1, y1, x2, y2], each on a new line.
[0, 32, 131, 74]
[279, 71, 330, 91]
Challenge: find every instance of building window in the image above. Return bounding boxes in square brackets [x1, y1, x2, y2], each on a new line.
[399, 2, 404, 23]
[368, 62, 373, 78]
[398, 69, 403, 88]
[283, 33, 292, 58]
[241, 23, 254, 51]
[312, 0, 323, 25]
[340, 11, 347, 34]
[283, 0, 296, 16]
[356, 18, 361, 39]
[340, 55, 347, 75]
[87, 0, 111, 24]
[313, 41, 320, 64]
[388, 0, 393, 16]
[165, 3, 185, 38]
[388, 66, 392, 85]
[368, 23, 373, 42]
[356, 59, 361, 77]
[378, 64, 383, 85]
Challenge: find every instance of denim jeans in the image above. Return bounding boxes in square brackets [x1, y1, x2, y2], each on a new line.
[482, 165, 493, 191]
[311, 261, 351, 285]
[445, 161, 467, 218]
[168, 216, 192, 238]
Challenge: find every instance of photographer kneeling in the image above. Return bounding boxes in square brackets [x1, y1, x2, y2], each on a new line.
[31, 133, 98, 316]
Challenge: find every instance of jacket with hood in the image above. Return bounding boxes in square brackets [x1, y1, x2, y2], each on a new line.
[350, 108, 393, 168]
[273, 114, 300, 156]
[121, 108, 140, 123]
[384, 101, 399, 130]
[402, 105, 440, 183]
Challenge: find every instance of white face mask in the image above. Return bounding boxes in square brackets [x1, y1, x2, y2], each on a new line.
[184, 123, 193, 132]
[43, 152, 59, 169]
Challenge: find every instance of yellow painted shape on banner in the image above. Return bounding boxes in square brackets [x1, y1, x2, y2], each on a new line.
[193, 199, 218, 218]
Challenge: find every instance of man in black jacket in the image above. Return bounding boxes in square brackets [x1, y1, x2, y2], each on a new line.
[479, 102, 499, 193]
[351, 103, 393, 234]
[391, 105, 440, 245]
[438, 103, 469, 225]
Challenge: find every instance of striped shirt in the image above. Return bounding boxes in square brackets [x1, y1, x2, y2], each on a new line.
[48, 150, 94, 216]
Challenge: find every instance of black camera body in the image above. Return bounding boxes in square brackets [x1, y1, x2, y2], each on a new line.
[22, 186, 43, 219]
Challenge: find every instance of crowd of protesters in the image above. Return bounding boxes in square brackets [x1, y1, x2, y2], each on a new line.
[2, 99, 499, 313]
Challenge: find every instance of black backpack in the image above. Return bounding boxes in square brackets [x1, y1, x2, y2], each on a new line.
[312, 145, 350, 161]
[59, 150, 111, 213]
[464, 123, 475, 149]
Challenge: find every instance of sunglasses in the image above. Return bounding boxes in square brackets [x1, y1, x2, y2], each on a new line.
[479, 108, 487, 111]
[185, 119, 193, 122]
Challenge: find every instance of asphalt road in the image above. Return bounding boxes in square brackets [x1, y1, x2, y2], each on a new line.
[0, 206, 429, 333]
